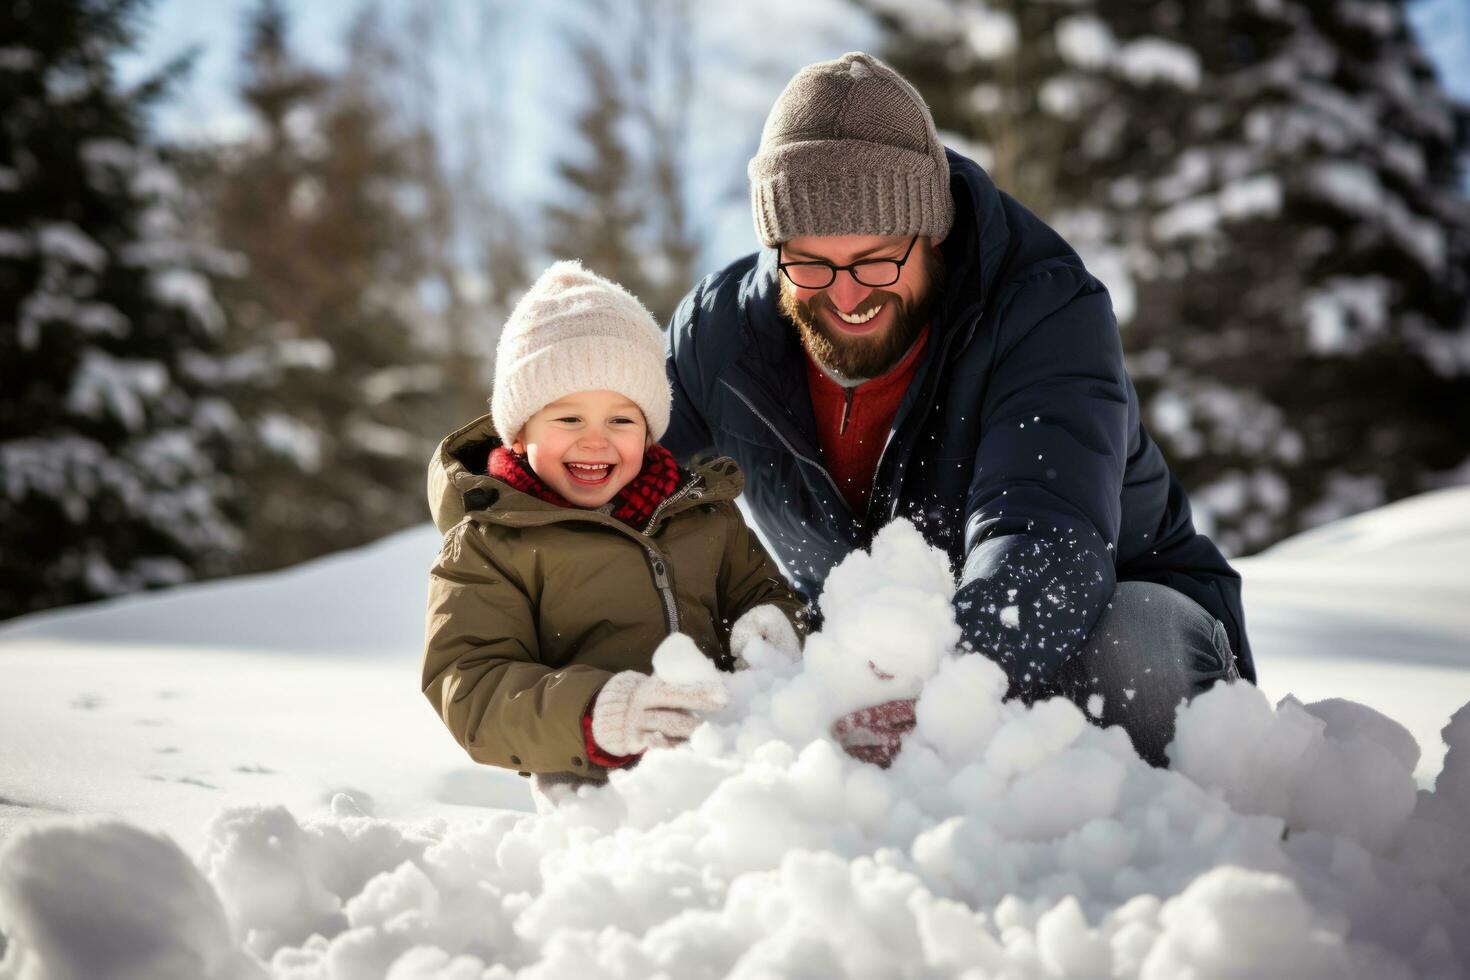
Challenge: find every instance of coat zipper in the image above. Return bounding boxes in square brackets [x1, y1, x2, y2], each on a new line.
[643, 476, 704, 537]
[862, 300, 986, 527]
[645, 547, 680, 634]
[839, 386, 854, 437]
[641, 475, 706, 634]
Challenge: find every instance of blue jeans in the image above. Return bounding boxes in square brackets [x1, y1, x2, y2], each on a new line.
[1031, 581, 1241, 767]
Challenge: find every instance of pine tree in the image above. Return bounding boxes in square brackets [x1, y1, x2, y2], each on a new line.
[544, 0, 697, 325]
[870, 0, 1470, 554]
[1125, 0, 1470, 553]
[203, 0, 455, 572]
[544, 36, 656, 304]
[0, 0, 244, 619]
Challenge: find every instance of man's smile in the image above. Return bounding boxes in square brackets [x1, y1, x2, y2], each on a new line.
[826, 302, 888, 336]
[834, 302, 885, 325]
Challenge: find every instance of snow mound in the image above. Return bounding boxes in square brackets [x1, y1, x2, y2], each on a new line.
[1, 521, 1467, 978]
[1255, 484, 1470, 563]
[0, 524, 440, 656]
[0, 819, 262, 980]
[1235, 485, 1470, 670]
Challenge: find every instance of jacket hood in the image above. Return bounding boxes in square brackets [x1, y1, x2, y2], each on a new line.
[938, 148, 1017, 321]
[427, 414, 744, 534]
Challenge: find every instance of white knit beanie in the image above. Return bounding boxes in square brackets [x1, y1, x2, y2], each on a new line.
[491, 261, 671, 444]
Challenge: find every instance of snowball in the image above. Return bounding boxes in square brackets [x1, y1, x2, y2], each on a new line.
[0, 819, 262, 980]
[1169, 681, 1320, 816]
[198, 806, 345, 957]
[1301, 697, 1419, 773]
[1172, 686, 1419, 850]
[914, 652, 1008, 764]
[1141, 867, 1355, 979]
[985, 697, 1088, 777]
[991, 747, 1127, 841]
[1036, 896, 1110, 978]
[650, 633, 722, 687]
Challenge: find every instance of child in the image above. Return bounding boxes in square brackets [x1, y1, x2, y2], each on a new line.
[422, 261, 805, 800]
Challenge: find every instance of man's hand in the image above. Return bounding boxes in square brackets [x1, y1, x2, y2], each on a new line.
[831, 698, 918, 769]
[590, 670, 729, 757]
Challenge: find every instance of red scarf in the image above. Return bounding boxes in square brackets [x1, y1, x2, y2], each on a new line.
[487, 444, 683, 530]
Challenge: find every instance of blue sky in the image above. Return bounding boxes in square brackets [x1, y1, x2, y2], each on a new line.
[1408, 0, 1470, 99]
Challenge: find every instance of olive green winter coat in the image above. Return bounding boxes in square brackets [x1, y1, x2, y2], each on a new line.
[422, 415, 805, 779]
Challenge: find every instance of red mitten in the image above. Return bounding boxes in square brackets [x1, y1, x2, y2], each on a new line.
[831, 699, 918, 769]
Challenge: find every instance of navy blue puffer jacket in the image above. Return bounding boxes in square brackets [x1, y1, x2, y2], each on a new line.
[664, 150, 1254, 688]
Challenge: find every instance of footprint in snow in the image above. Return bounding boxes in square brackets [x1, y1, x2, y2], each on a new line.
[145, 775, 218, 790]
[68, 694, 104, 710]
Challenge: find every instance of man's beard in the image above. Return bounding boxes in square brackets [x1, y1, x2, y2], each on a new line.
[778, 252, 945, 381]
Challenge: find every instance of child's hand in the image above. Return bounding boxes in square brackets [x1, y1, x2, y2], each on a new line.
[729, 604, 801, 670]
[590, 670, 729, 757]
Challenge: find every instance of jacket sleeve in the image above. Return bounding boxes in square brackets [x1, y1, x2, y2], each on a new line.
[714, 502, 808, 646]
[955, 266, 1129, 697]
[422, 521, 614, 774]
[663, 281, 717, 464]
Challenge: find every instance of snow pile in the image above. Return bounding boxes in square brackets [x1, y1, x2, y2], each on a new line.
[2, 521, 1468, 978]
[0, 820, 261, 980]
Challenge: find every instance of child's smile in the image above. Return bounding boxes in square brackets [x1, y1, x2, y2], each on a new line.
[514, 390, 650, 507]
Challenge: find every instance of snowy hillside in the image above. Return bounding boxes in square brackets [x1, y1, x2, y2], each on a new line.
[1, 489, 1468, 978]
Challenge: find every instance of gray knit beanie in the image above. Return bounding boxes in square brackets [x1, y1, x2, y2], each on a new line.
[491, 261, 671, 444]
[748, 52, 954, 248]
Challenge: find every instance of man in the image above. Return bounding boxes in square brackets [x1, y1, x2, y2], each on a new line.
[664, 52, 1250, 767]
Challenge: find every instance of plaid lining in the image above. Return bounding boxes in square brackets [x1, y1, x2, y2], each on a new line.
[487, 444, 684, 531]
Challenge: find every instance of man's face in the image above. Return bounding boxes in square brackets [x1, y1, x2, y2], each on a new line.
[778, 233, 944, 379]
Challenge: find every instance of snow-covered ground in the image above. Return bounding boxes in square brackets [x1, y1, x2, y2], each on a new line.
[1, 488, 1467, 977]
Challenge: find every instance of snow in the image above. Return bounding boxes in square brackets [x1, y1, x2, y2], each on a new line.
[1301, 276, 1392, 354]
[1306, 161, 1447, 274]
[1038, 75, 1086, 119]
[1055, 16, 1116, 72]
[651, 634, 724, 687]
[361, 366, 447, 406]
[1, 492, 1468, 977]
[277, 338, 337, 372]
[65, 348, 170, 432]
[0, 820, 259, 980]
[1151, 176, 1282, 242]
[37, 223, 106, 272]
[258, 413, 325, 472]
[1052, 22, 1199, 91]
[1115, 39, 1201, 90]
[151, 269, 226, 335]
[0, 48, 39, 72]
[0, 230, 29, 256]
[959, 7, 1017, 62]
[1405, 312, 1470, 378]
[346, 419, 421, 459]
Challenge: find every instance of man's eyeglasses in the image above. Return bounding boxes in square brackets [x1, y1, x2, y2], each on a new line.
[778, 235, 920, 290]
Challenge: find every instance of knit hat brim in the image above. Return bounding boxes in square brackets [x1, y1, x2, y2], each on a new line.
[750, 139, 954, 247]
[491, 334, 672, 445]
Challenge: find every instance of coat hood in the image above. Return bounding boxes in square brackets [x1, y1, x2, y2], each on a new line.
[427, 414, 745, 535]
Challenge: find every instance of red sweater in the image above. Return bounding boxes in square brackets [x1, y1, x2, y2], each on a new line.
[805, 329, 929, 516]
